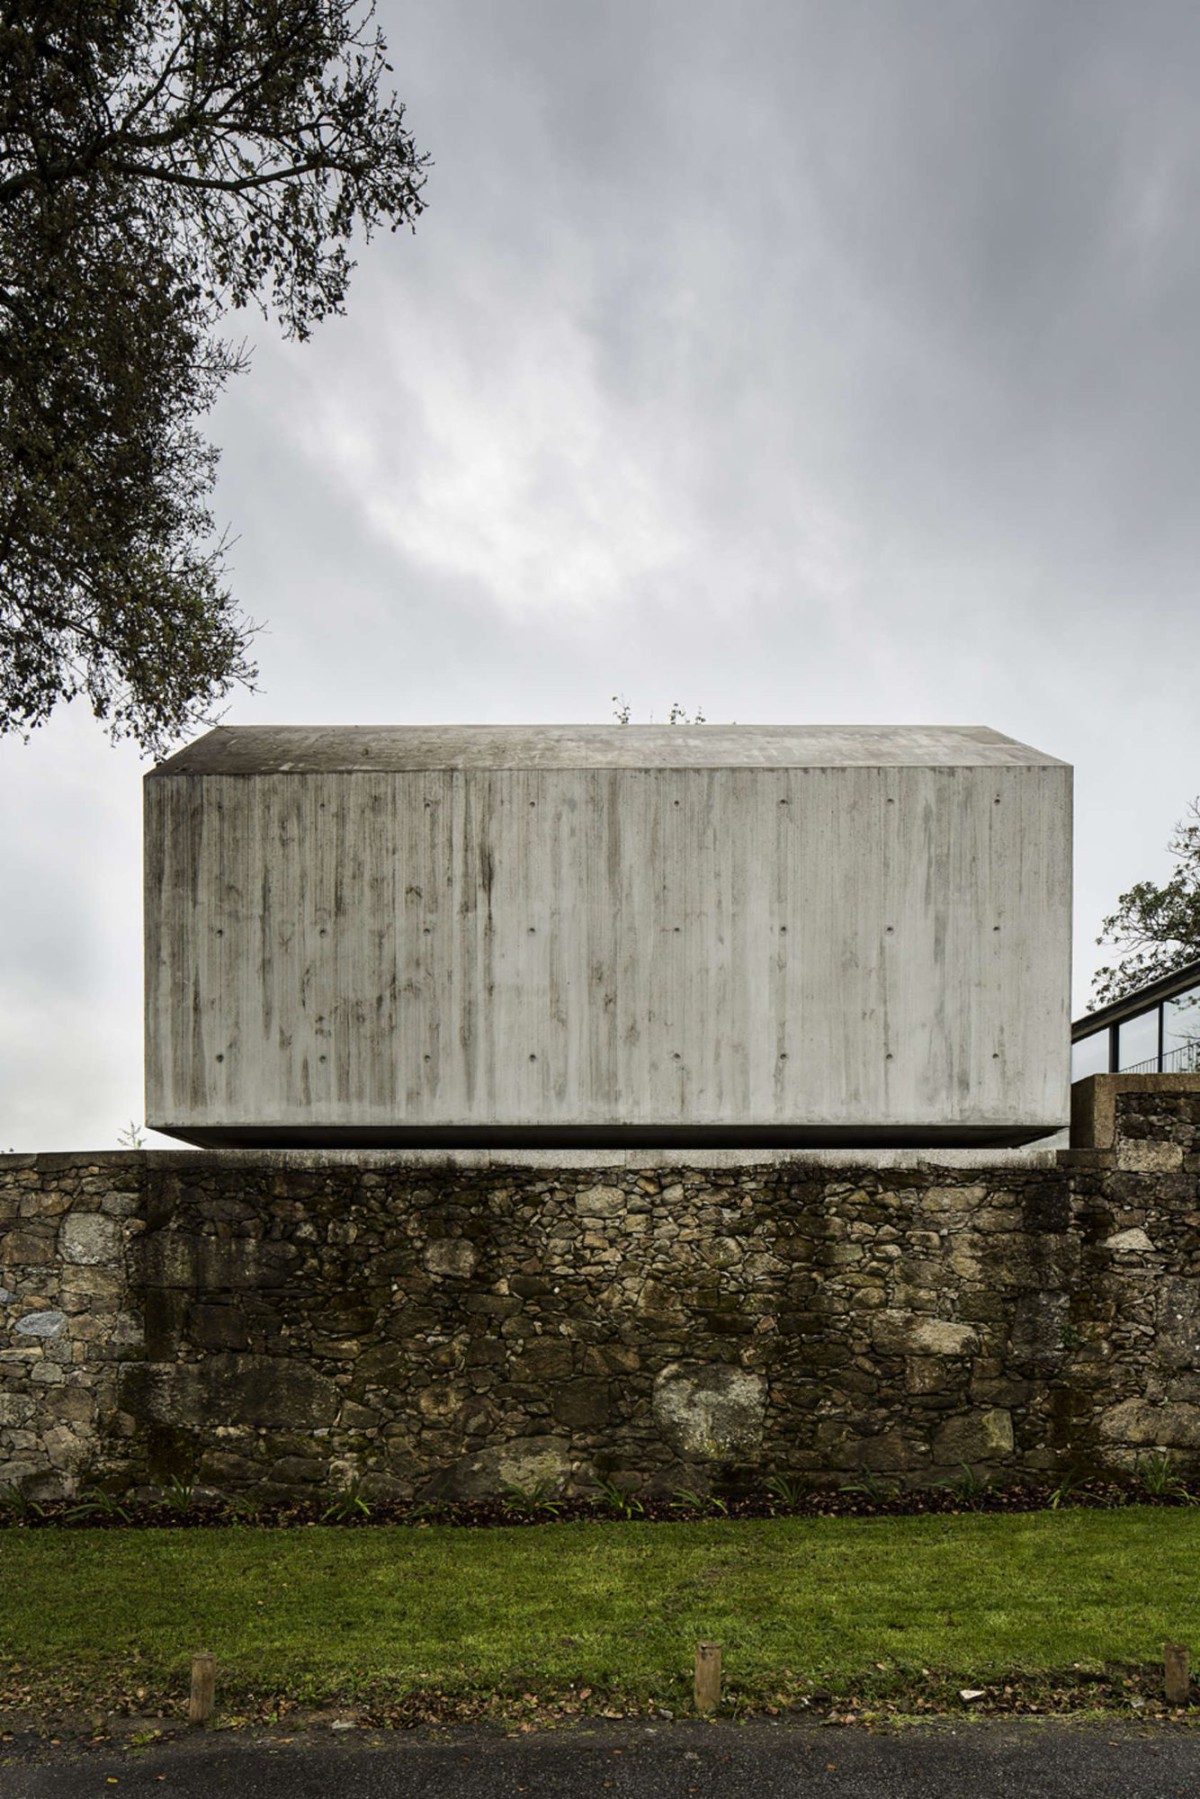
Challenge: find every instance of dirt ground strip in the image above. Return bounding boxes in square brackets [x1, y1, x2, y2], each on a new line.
[3, 1716, 1200, 1799]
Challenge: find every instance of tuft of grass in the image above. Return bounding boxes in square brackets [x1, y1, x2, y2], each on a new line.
[2, 1509, 1199, 1715]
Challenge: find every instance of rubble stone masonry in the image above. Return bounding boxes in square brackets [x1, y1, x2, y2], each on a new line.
[2, 1076, 1199, 1502]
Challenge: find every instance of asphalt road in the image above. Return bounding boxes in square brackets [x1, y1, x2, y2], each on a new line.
[4, 1719, 1200, 1799]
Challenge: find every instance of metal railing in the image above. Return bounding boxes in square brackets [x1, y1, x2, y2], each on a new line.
[1119, 1043, 1200, 1076]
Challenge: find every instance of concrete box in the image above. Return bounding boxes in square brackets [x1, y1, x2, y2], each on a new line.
[144, 724, 1072, 1147]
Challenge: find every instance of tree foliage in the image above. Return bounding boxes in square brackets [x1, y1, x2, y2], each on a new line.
[0, 0, 428, 752]
[1092, 800, 1200, 1004]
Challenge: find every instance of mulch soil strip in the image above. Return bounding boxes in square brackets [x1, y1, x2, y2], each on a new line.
[2, 1476, 1197, 1529]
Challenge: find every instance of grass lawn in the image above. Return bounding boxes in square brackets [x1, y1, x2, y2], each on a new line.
[2, 1508, 1198, 1715]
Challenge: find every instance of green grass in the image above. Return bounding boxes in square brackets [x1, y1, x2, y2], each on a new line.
[2, 1509, 1198, 1710]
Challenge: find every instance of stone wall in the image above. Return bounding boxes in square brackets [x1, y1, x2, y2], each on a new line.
[2, 1076, 1199, 1502]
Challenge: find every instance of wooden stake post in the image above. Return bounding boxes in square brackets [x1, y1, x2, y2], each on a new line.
[188, 1652, 216, 1726]
[694, 1641, 722, 1714]
[1164, 1643, 1190, 1706]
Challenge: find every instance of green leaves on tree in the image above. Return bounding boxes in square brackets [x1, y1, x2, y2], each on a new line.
[1093, 801, 1200, 1003]
[0, 0, 429, 752]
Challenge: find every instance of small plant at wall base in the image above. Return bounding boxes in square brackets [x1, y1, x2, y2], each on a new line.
[0, 1483, 43, 1521]
[1134, 1453, 1192, 1503]
[63, 1487, 131, 1524]
[595, 1479, 646, 1520]
[942, 1465, 990, 1511]
[155, 1475, 197, 1514]
[322, 1479, 373, 1524]
[501, 1480, 564, 1519]
[1049, 1471, 1082, 1510]
[669, 1488, 728, 1518]
[840, 1472, 900, 1506]
[763, 1473, 806, 1512]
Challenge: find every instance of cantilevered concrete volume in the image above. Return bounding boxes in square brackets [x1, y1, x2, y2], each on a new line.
[144, 724, 1071, 1148]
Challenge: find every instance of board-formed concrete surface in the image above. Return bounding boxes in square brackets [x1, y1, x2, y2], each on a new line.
[145, 724, 1072, 1147]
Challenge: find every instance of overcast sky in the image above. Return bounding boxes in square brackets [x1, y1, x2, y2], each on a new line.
[3, 0, 1199, 1150]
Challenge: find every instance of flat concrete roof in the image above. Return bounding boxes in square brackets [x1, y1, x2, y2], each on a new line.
[152, 724, 1067, 776]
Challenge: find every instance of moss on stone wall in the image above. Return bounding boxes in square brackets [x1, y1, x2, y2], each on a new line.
[2, 1085, 1199, 1501]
